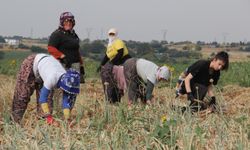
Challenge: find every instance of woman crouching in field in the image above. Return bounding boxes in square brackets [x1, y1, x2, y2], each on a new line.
[11, 53, 80, 125]
[176, 51, 229, 112]
[123, 58, 171, 105]
[100, 63, 126, 103]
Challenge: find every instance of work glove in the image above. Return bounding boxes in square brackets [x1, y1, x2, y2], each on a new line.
[209, 96, 217, 110]
[96, 65, 101, 73]
[80, 66, 85, 83]
[80, 66, 85, 75]
[59, 57, 71, 68]
[187, 92, 195, 102]
[187, 93, 208, 112]
[209, 96, 216, 105]
[59, 57, 67, 64]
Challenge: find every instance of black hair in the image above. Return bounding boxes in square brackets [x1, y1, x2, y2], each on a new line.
[212, 51, 229, 70]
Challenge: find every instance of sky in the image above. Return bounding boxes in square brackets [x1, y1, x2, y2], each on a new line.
[1, 0, 250, 42]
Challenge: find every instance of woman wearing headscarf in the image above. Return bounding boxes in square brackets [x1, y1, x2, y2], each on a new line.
[123, 58, 171, 105]
[98, 28, 131, 70]
[12, 53, 80, 124]
[98, 28, 132, 103]
[48, 12, 85, 83]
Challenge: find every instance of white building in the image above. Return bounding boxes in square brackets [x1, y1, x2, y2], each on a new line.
[5, 39, 20, 46]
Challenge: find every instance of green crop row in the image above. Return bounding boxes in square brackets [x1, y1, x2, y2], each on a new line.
[0, 51, 250, 87]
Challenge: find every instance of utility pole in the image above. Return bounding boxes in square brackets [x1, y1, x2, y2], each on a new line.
[161, 29, 168, 41]
[214, 37, 217, 42]
[30, 27, 33, 39]
[243, 38, 247, 45]
[86, 28, 93, 39]
[222, 32, 229, 45]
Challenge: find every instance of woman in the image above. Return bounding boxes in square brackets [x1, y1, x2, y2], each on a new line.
[48, 12, 85, 83]
[99, 28, 131, 102]
[97, 28, 131, 71]
[123, 58, 171, 105]
[177, 51, 229, 111]
[12, 53, 80, 124]
[100, 63, 126, 103]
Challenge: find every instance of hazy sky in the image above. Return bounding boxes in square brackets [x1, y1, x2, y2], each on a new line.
[1, 0, 250, 42]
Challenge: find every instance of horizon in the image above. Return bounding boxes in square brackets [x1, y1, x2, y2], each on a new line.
[1, 35, 249, 44]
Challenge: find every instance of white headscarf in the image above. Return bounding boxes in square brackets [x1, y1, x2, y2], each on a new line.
[108, 28, 118, 46]
[156, 66, 171, 81]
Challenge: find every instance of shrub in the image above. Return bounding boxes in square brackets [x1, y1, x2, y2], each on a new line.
[18, 43, 29, 49]
[0, 36, 5, 43]
[30, 46, 47, 53]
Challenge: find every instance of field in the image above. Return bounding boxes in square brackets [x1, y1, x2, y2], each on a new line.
[0, 50, 250, 149]
[202, 47, 250, 62]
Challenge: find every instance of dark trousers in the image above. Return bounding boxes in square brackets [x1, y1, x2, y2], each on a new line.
[179, 82, 208, 111]
[179, 82, 208, 100]
[100, 63, 121, 103]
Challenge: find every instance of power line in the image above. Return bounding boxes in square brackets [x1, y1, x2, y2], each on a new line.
[86, 28, 93, 39]
[161, 29, 168, 41]
[222, 32, 229, 44]
[30, 27, 33, 39]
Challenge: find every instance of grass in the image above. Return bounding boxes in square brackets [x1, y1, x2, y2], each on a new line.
[0, 76, 250, 149]
[0, 51, 100, 78]
[168, 60, 250, 87]
[1, 50, 250, 87]
[0, 51, 250, 149]
[0, 51, 32, 75]
[220, 61, 250, 87]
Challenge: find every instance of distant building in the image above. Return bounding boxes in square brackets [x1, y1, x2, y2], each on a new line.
[5, 39, 20, 46]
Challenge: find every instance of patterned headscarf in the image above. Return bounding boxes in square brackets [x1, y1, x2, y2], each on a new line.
[59, 12, 75, 28]
[58, 69, 80, 94]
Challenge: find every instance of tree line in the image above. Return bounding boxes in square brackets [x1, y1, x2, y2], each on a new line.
[3, 35, 250, 63]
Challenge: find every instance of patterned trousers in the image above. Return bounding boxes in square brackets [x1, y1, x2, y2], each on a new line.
[100, 62, 122, 103]
[12, 54, 54, 123]
[123, 58, 146, 102]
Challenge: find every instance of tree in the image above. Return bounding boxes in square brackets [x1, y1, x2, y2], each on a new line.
[150, 40, 161, 49]
[160, 40, 168, 45]
[126, 40, 138, 49]
[12, 36, 23, 40]
[0, 51, 4, 59]
[195, 45, 202, 51]
[18, 43, 29, 49]
[30, 46, 47, 53]
[183, 46, 188, 50]
[158, 47, 168, 53]
[90, 40, 105, 53]
[80, 39, 106, 56]
[136, 42, 152, 55]
[80, 42, 91, 56]
[244, 46, 250, 52]
[0, 36, 5, 43]
[82, 38, 90, 44]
